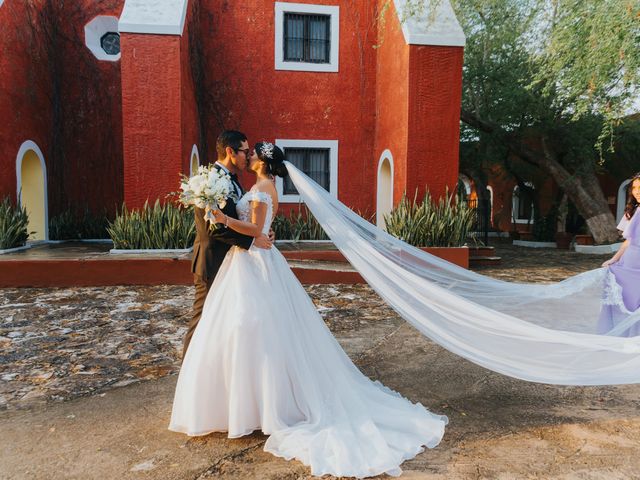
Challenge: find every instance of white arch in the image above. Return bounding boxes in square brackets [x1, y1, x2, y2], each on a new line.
[458, 174, 472, 197]
[617, 179, 631, 222]
[376, 149, 394, 228]
[190, 144, 200, 176]
[16, 140, 49, 241]
[486, 185, 494, 227]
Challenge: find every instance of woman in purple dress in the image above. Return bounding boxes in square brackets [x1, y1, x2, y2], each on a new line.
[598, 173, 640, 336]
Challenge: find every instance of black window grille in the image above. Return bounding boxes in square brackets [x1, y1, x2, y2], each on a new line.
[283, 13, 331, 63]
[283, 148, 330, 195]
[100, 32, 120, 56]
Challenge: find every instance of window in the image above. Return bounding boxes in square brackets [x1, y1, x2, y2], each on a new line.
[84, 16, 121, 62]
[100, 32, 120, 56]
[284, 13, 330, 63]
[275, 139, 338, 203]
[512, 184, 535, 223]
[275, 3, 339, 72]
[283, 148, 330, 195]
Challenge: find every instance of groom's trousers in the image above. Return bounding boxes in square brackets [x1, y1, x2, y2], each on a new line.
[183, 274, 214, 360]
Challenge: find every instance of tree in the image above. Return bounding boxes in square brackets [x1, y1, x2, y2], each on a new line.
[452, 0, 640, 243]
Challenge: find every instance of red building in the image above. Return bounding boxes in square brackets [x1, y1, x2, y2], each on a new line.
[0, 0, 465, 241]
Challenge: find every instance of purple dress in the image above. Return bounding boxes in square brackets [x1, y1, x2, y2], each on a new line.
[598, 211, 640, 336]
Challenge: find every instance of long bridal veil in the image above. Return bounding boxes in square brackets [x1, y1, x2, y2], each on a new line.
[285, 162, 640, 386]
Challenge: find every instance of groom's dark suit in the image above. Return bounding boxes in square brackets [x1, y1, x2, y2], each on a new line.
[183, 164, 253, 358]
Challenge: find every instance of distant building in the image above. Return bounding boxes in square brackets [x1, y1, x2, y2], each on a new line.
[0, 0, 465, 240]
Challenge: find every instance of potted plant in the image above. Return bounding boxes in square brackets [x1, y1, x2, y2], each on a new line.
[574, 223, 594, 245]
[384, 190, 473, 268]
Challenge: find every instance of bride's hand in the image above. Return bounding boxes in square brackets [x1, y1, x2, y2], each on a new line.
[211, 209, 226, 224]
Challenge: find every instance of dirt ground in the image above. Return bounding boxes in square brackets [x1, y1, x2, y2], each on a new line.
[1, 244, 639, 479]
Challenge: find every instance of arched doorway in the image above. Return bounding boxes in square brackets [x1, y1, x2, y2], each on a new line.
[16, 141, 48, 241]
[190, 144, 200, 176]
[617, 179, 631, 222]
[376, 150, 394, 228]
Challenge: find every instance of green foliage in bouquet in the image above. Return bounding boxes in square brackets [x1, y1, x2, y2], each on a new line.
[108, 200, 196, 249]
[0, 197, 30, 250]
[272, 206, 329, 241]
[49, 208, 109, 240]
[384, 190, 475, 247]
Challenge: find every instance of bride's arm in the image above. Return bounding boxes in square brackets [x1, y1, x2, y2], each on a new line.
[212, 201, 267, 238]
[602, 240, 628, 267]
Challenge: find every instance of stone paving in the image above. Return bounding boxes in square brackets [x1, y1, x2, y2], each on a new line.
[0, 243, 631, 479]
[0, 243, 610, 412]
[0, 284, 400, 411]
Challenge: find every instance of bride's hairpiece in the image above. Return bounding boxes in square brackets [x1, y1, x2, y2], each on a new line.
[260, 142, 275, 160]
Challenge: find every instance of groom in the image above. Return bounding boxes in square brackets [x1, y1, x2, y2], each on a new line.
[183, 130, 272, 359]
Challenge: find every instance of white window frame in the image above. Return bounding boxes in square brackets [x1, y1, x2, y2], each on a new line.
[275, 139, 338, 203]
[84, 16, 121, 62]
[512, 183, 535, 224]
[274, 2, 339, 73]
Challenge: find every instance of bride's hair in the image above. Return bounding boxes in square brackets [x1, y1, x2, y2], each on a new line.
[624, 172, 640, 219]
[255, 142, 288, 178]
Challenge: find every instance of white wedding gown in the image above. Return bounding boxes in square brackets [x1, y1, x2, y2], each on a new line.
[169, 188, 448, 478]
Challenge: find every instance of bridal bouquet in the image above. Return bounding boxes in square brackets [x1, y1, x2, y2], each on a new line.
[177, 165, 237, 229]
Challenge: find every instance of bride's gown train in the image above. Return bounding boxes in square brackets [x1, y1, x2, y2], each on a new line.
[169, 188, 447, 478]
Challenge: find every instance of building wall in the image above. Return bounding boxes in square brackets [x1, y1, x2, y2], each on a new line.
[0, 0, 124, 217]
[1, 0, 465, 222]
[0, 1, 52, 205]
[374, 0, 410, 206]
[199, 0, 379, 215]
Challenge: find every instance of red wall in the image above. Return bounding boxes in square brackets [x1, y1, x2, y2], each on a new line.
[121, 33, 184, 207]
[0, 0, 124, 217]
[199, 0, 379, 215]
[374, 0, 410, 205]
[0, 1, 53, 204]
[407, 45, 463, 200]
[1, 0, 464, 221]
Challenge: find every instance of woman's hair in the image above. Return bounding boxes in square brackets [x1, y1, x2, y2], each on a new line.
[255, 142, 288, 178]
[624, 172, 640, 219]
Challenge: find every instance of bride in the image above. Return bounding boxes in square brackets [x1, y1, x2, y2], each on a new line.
[169, 142, 447, 478]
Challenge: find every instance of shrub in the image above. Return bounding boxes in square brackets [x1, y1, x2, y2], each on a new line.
[384, 190, 475, 247]
[49, 208, 109, 240]
[272, 206, 329, 241]
[0, 197, 30, 250]
[532, 208, 557, 242]
[107, 200, 196, 249]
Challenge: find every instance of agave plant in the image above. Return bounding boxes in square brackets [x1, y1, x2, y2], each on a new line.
[272, 205, 329, 241]
[49, 207, 109, 240]
[0, 197, 30, 250]
[384, 190, 475, 247]
[108, 200, 196, 249]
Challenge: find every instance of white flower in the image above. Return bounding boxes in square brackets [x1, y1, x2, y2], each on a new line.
[260, 142, 274, 159]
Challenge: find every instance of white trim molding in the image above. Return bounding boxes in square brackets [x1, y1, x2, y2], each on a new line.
[376, 150, 394, 228]
[190, 144, 200, 176]
[119, 0, 188, 36]
[393, 0, 465, 47]
[275, 2, 340, 72]
[16, 140, 49, 241]
[275, 139, 338, 203]
[84, 16, 121, 62]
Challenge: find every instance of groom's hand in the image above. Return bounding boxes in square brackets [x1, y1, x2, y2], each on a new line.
[254, 234, 272, 249]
